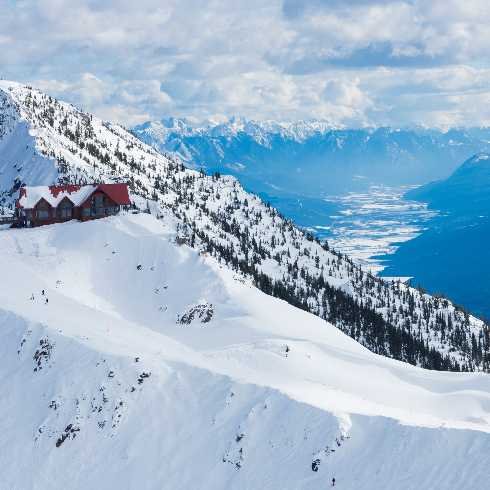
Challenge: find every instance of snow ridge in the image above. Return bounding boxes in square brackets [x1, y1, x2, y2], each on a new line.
[133, 116, 345, 147]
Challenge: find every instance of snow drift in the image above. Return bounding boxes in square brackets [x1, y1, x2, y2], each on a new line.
[1, 214, 490, 489]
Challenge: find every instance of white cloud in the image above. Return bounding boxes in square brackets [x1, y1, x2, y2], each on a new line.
[391, 45, 422, 58]
[2, 0, 490, 126]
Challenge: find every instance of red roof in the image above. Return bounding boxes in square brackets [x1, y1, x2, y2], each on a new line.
[44, 183, 130, 206]
[45, 183, 130, 205]
[17, 183, 131, 209]
[49, 185, 85, 198]
[97, 183, 131, 205]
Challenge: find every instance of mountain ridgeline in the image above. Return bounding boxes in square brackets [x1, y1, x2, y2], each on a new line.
[133, 117, 490, 199]
[1, 81, 489, 373]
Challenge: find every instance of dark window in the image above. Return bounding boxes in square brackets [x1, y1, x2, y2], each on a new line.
[91, 195, 106, 206]
[40, 201, 45, 208]
[108, 206, 114, 215]
[60, 201, 73, 218]
[53, 209, 56, 218]
[89, 195, 107, 216]
[28, 210, 32, 219]
[84, 207, 90, 216]
[95, 196, 104, 216]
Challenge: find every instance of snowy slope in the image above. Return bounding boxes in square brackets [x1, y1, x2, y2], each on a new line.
[0, 79, 488, 374]
[1, 214, 490, 489]
[0, 80, 490, 488]
[0, 85, 58, 204]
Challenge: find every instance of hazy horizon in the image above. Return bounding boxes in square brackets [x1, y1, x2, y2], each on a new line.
[3, 0, 490, 129]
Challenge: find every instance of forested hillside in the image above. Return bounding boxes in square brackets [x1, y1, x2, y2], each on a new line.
[1, 81, 488, 373]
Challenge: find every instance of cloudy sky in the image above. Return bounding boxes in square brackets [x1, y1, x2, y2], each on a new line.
[2, 0, 490, 127]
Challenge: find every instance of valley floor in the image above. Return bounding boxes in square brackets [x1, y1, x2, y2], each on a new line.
[312, 185, 438, 277]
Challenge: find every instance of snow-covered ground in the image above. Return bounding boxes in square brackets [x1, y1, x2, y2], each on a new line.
[1, 214, 490, 489]
[0, 79, 487, 373]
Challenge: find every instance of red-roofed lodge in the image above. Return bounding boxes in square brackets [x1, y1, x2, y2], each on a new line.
[15, 183, 131, 228]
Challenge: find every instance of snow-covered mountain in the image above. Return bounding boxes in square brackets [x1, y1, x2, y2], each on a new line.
[1, 80, 490, 487]
[135, 116, 345, 147]
[133, 115, 490, 324]
[0, 80, 488, 373]
[132, 116, 490, 201]
[2, 214, 490, 489]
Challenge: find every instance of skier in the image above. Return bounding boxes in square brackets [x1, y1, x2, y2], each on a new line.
[30, 294, 34, 300]
[45, 298, 48, 305]
[42, 290, 45, 296]
[332, 478, 335, 486]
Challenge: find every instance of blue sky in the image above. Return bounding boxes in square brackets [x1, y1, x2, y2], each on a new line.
[2, 0, 490, 128]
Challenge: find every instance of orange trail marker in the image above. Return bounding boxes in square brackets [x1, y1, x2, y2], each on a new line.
[211, 353, 213, 357]
[107, 329, 109, 332]
[158, 350, 161, 354]
[442, 422, 445, 426]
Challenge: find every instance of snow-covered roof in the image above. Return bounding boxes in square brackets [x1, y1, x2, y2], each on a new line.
[17, 183, 130, 209]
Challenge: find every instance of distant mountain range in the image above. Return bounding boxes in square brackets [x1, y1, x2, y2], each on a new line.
[379, 153, 490, 318]
[133, 116, 490, 198]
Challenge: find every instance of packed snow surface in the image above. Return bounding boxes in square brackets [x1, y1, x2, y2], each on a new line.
[1, 213, 490, 489]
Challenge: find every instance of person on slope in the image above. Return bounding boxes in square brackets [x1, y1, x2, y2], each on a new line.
[45, 298, 48, 305]
[332, 477, 335, 486]
[42, 290, 45, 296]
[30, 294, 34, 300]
